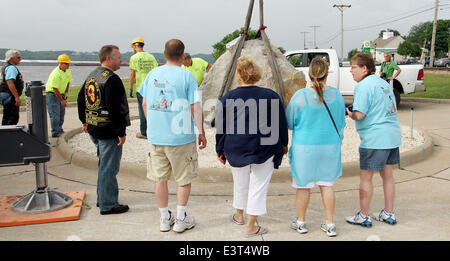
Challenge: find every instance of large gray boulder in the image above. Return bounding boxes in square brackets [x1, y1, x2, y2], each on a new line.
[200, 39, 306, 122]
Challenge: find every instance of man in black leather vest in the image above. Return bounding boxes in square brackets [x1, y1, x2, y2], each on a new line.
[77, 45, 130, 215]
[0, 50, 23, 125]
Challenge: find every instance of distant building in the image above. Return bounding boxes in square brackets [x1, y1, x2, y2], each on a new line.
[370, 31, 405, 63]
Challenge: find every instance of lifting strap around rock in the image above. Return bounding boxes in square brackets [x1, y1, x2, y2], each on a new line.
[258, 0, 286, 107]
[217, 0, 286, 107]
[217, 0, 255, 101]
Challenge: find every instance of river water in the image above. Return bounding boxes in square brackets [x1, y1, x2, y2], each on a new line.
[16, 65, 131, 86]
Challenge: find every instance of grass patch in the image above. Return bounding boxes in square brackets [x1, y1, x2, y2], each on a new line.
[62, 78, 133, 103]
[401, 73, 450, 99]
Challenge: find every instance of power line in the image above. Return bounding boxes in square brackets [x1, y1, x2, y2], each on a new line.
[347, 4, 434, 30]
[345, 6, 435, 32]
[346, 3, 434, 31]
[317, 31, 341, 46]
[316, 3, 446, 49]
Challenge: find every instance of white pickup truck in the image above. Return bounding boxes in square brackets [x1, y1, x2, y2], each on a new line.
[284, 49, 426, 105]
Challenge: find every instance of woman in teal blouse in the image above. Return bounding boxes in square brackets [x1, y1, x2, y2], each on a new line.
[286, 57, 346, 237]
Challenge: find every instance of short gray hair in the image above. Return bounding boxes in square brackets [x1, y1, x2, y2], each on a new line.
[184, 53, 191, 60]
[5, 50, 19, 62]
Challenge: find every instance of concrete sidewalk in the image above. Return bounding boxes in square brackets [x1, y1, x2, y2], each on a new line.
[0, 99, 449, 241]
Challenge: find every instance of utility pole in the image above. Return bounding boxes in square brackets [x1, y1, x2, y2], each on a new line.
[333, 4, 351, 64]
[300, 31, 309, 50]
[429, 0, 439, 68]
[309, 25, 320, 48]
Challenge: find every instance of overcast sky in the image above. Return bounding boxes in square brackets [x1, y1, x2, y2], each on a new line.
[1, 0, 449, 58]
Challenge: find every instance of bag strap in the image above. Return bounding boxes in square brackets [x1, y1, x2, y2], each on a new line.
[323, 100, 341, 139]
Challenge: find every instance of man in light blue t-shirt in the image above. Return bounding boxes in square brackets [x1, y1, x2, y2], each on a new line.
[346, 53, 401, 229]
[139, 39, 206, 234]
[139, 63, 200, 145]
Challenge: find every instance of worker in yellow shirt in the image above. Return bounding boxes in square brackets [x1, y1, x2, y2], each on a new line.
[45, 54, 72, 137]
[129, 37, 158, 139]
[182, 53, 211, 86]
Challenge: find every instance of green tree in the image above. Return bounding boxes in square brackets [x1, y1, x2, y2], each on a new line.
[347, 48, 359, 60]
[212, 28, 286, 59]
[212, 28, 258, 60]
[397, 40, 421, 57]
[407, 19, 450, 58]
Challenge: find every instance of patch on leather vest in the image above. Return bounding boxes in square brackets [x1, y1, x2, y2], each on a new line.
[85, 77, 101, 110]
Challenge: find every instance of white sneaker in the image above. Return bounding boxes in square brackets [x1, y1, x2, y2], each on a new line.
[373, 209, 397, 225]
[320, 223, 337, 237]
[160, 210, 175, 232]
[173, 214, 195, 233]
[346, 211, 372, 228]
[290, 218, 308, 234]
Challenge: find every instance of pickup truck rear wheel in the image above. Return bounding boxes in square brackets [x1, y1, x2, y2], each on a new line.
[394, 88, 400, 107]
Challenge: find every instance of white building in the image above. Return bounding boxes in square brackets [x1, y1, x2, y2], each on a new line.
[370, 31, 405, 63]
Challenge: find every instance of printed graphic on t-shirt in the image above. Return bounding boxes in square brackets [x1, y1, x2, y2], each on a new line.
[149, 79, 173, 112]
[380, 85, 397, 117]
[137, 57, 155, 72]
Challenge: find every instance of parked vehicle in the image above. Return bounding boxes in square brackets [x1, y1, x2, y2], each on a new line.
[423, 56, 430, 66]
[406, 58, 419, 64]
[399, 58, 419, 65]
[285, 49, 426, 106]
[434, 57, 450, 68]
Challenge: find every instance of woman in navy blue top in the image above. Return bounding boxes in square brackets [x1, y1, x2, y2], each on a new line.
[215, 56, 288, 237]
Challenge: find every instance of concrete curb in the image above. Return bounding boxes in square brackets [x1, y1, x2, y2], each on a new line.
[400, 97, 450, 104]
[56, 115, 142, 177]
[55, 125, 434, 182]
[342, 96, 450, 105]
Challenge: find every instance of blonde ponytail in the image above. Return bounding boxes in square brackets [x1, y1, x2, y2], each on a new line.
[311, 78, 324, 102]
[308, 57, 329, 102]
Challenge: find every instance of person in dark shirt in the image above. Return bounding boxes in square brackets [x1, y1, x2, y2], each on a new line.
[77, 45, 130, 215]
[215, 56, 288, 237]
[0, 50, 23, 125]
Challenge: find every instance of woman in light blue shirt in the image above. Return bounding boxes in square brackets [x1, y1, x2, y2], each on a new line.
[286, 57, 345, 237]
[346, 53, 401, 228]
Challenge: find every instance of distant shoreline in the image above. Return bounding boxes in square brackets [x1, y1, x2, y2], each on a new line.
[1, 60, 129, 66]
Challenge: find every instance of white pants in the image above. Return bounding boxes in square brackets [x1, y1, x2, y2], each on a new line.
[231, 156, 274, 216]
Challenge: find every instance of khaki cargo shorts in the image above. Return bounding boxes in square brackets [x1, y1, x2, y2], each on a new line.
[147, 142, 198, 186]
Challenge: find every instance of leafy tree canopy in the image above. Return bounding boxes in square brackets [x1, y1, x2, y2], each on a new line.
[397, 40, 422, 57]
[347, 48, 359, 60]
[212, 28, 286, 59]
[406, 19, 450, 58]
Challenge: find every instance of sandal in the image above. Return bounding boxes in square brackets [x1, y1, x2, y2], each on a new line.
[231, 214, 244, 225]
[246, 226, 268, 237]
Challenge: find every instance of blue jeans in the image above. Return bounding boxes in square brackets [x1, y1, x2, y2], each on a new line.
[89, 135, 123, 211]
[46, 92, 65, 136]
[359, 147, 400, 171]
[0, 92, 19, 125]
[0, 92, 12, 106]
[136, 92, 147, 136]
